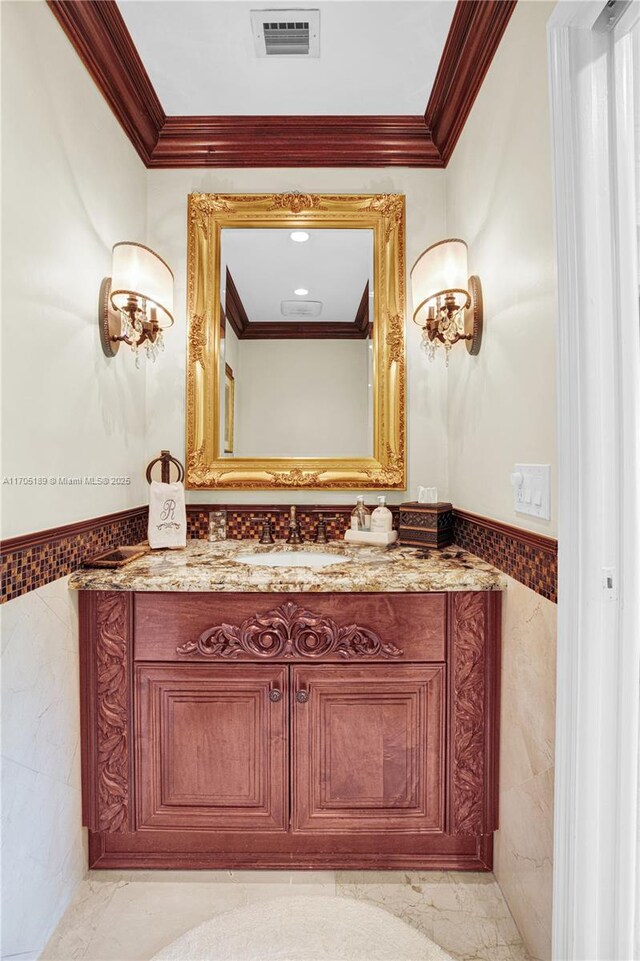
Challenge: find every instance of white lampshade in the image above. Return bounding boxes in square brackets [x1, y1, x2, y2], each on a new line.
[110, 242, 174, 327]
[411, 239, 470, 327]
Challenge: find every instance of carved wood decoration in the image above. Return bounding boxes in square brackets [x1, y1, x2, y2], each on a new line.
[186, 192, 405, 490]
[450, 592, 487, 836]
[176, 601, 403, 660]
[47, 0, 516, 168]
[95, 591, 131, 833]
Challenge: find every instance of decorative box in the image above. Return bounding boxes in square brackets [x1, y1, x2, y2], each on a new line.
[398, 502, 454, 549]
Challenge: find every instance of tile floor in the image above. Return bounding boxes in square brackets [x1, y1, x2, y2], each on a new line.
[41, 870, 529, 961]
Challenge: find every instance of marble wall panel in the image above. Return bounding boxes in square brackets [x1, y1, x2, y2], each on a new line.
[1, 578, 85, 961]
[494, 576, 557, 961]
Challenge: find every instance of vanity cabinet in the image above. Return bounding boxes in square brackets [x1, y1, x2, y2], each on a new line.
[79, 589, 500, 871]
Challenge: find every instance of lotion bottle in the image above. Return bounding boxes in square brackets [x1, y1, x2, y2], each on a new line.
[370, 495, 393, 533]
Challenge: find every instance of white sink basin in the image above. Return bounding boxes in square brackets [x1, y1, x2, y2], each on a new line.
[235, 551, 349, 569]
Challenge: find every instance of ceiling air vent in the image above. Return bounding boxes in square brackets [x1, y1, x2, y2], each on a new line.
[251, 9, 320, 58]
[281, 300, 322, 318]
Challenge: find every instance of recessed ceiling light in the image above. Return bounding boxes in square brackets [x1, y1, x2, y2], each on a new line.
[294, 288, 309, 296]
[290, 231, 310, 243]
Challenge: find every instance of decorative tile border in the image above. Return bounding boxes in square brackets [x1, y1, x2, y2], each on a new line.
[186, 504, 400, 543]
[2, 503, 557, 604]
[1, 508, 147, 604]
[452, 509, 557, 603]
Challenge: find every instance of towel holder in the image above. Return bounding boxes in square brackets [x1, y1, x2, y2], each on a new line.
[146, 450, 185, 485]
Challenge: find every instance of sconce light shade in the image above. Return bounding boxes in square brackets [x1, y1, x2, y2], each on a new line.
[410, 238, 470, 328]
[100, 242, 175, 363]
[410, 237, 482, 359]
[110, 242, 174, 328]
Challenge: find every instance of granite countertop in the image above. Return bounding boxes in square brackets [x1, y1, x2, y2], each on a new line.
[69, 539, 504, 594]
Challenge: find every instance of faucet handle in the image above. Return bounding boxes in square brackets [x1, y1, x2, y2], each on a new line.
[312, 511, 341, 544]
[251, 515, 275, 545]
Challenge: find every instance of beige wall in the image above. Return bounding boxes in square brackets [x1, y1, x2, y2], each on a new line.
[1, 2, 148, 958]
[232, 339, 371, 458]
[145, 167, 449, 506]
[1, 0, 149, 541]
[444, 5, 558, 959]
[445, 0, 557, 538]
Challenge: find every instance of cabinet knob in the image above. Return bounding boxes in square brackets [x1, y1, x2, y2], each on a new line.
[296, 689, 309, 704]
[268, 687, 282, 703]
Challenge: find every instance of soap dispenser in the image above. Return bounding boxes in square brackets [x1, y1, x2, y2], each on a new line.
[350, 495, 371, 531]
[370, 495, 393, 533]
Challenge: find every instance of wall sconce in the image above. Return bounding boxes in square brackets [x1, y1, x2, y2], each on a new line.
[99, 242, 174, 364]
[410, 239, 482, 361]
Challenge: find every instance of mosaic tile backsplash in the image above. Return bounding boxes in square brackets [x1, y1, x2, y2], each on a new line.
[452, 511, 557, 603]
[185, 506, 398, 542]
[1, 509, 147, 603]
[2, 503, 557, 604]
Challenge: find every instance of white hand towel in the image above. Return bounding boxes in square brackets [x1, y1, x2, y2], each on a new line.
[148, 480, 187, 549]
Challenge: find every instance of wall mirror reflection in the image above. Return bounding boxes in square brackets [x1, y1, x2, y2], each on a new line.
[219, 228, 374, 459]
[186, 192, 405, 490]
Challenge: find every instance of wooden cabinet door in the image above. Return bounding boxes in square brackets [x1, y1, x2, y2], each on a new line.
[292, 664, 444, 833]
[135, 664, 288, 831]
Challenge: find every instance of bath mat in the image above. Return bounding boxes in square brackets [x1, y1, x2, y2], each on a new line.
[150, 894, 455, 961]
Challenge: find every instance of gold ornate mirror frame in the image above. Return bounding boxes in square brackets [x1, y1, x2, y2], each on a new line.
[186, 192, 406, 490]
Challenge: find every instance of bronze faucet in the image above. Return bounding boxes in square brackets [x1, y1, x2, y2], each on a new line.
[313, 511, 340, 544]
[286, 506, 304, 545]
[252, 516, 275, 545]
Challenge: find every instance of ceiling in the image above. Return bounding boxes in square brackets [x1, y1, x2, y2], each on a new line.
[222, 228, 372, 321]
[47, 0, 517, 167]
[117, 2, 456, 116]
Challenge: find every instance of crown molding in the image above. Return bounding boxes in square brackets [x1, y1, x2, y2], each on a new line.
[225, 271, 371, 340]
[225, 269, 250, 340]
[47, 0, 164, 164]
[47, 0, 516, 168]
[151, 115, 440, 167]
[425, 0, 517, 164]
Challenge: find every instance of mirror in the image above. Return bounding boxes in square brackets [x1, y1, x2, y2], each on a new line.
[186, 193, 405, 490]
[220, 228, 374, 458]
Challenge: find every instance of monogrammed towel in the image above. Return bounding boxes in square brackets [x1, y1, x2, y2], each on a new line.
[148, 480, 187, 549]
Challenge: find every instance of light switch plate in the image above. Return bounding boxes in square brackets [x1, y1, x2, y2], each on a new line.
[511, 464, 551, 520]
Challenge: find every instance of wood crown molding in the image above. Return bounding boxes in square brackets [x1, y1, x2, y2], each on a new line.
[47, 0, 516, 168]
[225, 270, 371, 340]
[46, 0, 164, 164]
[425, 0, 518, 165]
[354, 282, 370, 337]
[152, 115, 439, 168]
[225, 269, 250, 340]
